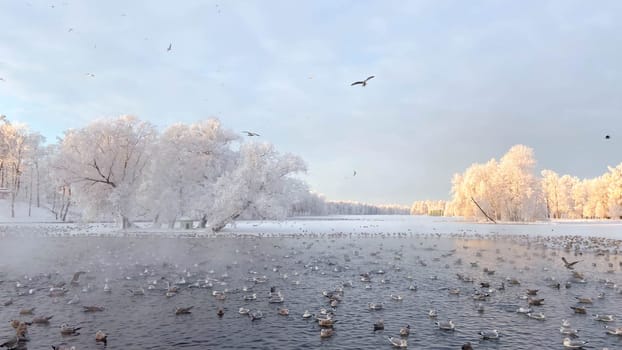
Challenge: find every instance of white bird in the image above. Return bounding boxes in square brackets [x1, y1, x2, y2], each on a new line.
[605, 326, 622, 335]
[428, 309, 438, 318]
[479, 329, 499, 339]
[593, 314, 614, 322]
[167, 43, 172, 52]
[436, 320, 455, 330]
[242, 131, 260, 137]
[85, 73, 95, 78]
[526, 312, 546, 320]
[302, 310, 312, 319]
[562, 337, 588, 348]
[561, 319, 571, 328]
[238, 307, 250, 315]
[560, 327, 579, 336]
[388, 336, 407, 348]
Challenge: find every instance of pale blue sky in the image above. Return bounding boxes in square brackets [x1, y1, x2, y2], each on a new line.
[0, 0, 620, 205]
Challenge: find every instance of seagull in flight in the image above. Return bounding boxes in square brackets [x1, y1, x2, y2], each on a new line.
[353, 170, 357, 176]
[605, 134, 611, 140]
[167, 43, 172, 52]
[243, 131, 260, 137]
[85, 73, 95, 78]
[562, 257, 581, 270]
[351, 76, 375, 87]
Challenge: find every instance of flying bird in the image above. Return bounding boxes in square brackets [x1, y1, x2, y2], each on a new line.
[0, 78, 4, 82]
[562, 257, 581, 270]
[351, 76, 375, 87]
[243, 131, 260, 137]
[167, 43, 172, 52]
[85, 73, 95, 78]
[605, 135, 610, 139]
[353, 170, 357, 176]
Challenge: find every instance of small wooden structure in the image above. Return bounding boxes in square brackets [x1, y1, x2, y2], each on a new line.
[178, 216, 194, 230]
[0, 187, 10, 199]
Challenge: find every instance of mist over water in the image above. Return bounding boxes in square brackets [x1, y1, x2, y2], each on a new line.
[0, 220, 621, 349]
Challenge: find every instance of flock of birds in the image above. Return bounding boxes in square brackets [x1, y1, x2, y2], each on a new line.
[0, 228, 622, 349]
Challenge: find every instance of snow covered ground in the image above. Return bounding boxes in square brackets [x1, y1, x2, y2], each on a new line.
[0, 204, 620, 239]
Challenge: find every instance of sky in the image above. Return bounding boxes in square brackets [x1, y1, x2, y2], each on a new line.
[0, 0, 620, 206]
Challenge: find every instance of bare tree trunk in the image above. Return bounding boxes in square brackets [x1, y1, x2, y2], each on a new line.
[10, 191, 15, 218]
[36, 161, 40, 208]
[28, 169, 33, 217]
[199, 214, 207, 228]
[61, 187, 71, 221]
[471, 197, 497, 223]
[51, 190, 58, 220]
[121, 215, 132, 229]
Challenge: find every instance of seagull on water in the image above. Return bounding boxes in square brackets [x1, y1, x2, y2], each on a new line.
[562, 337, 588, 348]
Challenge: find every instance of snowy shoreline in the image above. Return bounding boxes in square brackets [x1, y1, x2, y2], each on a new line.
[0, 215, 620, 240]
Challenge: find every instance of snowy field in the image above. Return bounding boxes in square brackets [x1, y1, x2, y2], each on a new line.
[0, 209, 620, 240]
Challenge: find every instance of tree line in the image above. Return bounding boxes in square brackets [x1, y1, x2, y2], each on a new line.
[440, 145, 622, 221]
[0, 115, 410, 229]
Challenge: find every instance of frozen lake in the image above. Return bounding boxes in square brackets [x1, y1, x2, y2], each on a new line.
[0, 216, 621, 349]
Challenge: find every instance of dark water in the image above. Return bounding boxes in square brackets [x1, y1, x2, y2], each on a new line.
[0, 231, 621, 349]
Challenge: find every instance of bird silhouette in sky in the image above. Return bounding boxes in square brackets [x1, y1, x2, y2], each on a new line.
[85, 73, 95, 78]
[167, 43, 172, 52]
[351, 76, 375, 87]
[243, 131, 260, 136]
[605, 134, 611, 139]
[353, 170, 357, 176]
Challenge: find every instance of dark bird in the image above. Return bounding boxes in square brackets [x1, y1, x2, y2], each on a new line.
[242, 131, 260, 137]
[605, 135, 611, 139]
[0, 335, 18, 349]
[85, 73, 95, 78]
[71, 271, 86, 285]
[167, 43, 172, 52]
[351, 76, 374, 87]
[175, 306, 193, 315]
[353, 170, 357, 176]
[562, 257, 581, 270]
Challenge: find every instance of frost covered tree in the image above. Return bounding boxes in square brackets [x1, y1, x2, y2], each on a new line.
[448, 145, 544, 222]
[208, 142, 307, 231]
[53, 116, 156, 228]
[0, 120, 33, 217]
[141, 119, 239, 228]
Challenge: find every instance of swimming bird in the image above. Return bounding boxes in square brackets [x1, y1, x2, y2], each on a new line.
[593, 314, 614, 322]
[388, 336, 407, 348]
[278, 308, 289, 316]
[560, 327, 579, 336]
[562, 337, 588, 348]
[51, 345, 75, 350]
[562, 257, 581, 269]
[83, 305, 104, 312]
[575, 296, 593, 304]
[242, 131, 260, 137]
[479, 329, 499, 339]
[60, 323, 81, 336]
[374, 319, 384, 331]
[399, 325, 410, 336]
[67, 294, 80, 305]
[428, 309, 438, 318]
[436, 320, 455, 330]
[604, 325, 622, 335]
[19, 307, 35, 315]
[249, 310, 263, 321]
[302, 310, 312, 319]
[31, 315, 53, 324]
[320, 328, 334, 338]
[351, 76, 374, 87]
[368, 302, 383, 310]
[95, 330, 107, 345]
[526, 312, 546, 320]
[570, 306, 587, 314]
[217, 308, 224, 317]
[175, 306, 193, 315]
[516, 307, 532, 314]
[239, 307, 250, 315]
[461, 343, 473, 350]
[561, 319, 571, 328]
[0, 335, 18, 349]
